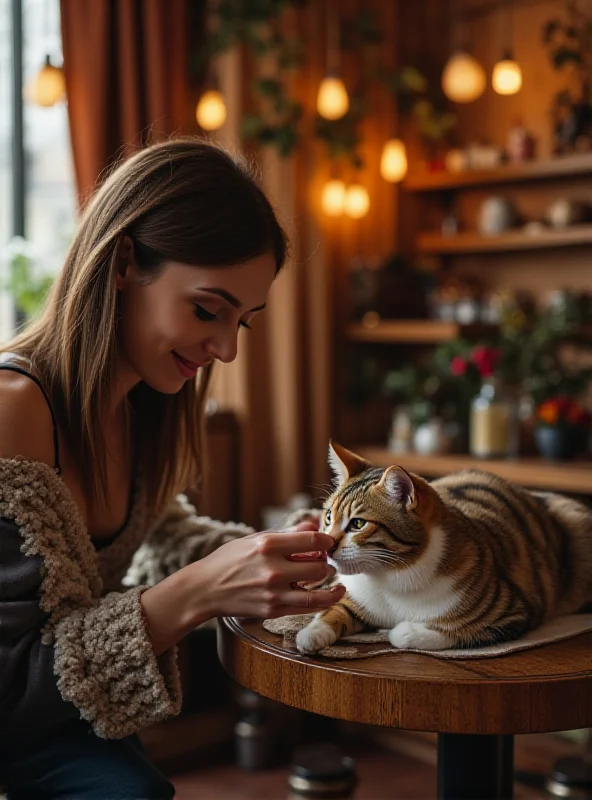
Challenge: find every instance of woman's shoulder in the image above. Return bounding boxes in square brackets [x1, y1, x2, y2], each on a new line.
[0, 370, 56, 467]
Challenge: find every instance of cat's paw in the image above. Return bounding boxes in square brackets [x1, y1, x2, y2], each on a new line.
[388, 621, 451, 651]
[295, 618, 338, 655]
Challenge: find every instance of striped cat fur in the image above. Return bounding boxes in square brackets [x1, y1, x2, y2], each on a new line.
[295, 442, 592, 655]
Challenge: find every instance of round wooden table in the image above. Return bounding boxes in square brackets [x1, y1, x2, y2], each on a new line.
[218, 618, 592, 800]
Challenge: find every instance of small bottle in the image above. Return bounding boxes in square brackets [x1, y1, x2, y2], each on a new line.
[470, 377, 518, 459]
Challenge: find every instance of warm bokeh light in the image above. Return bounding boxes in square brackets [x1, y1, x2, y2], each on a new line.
[442, 51, 486, 104]
[492, 58, 522, 95]
[317, 76, 349, 120]
[380, 138, 408, 182]
[196, 90, 227, 131]
[344, 184, 370, 219]
[321, 180, 346, 216]
[24, 57, 65, 107]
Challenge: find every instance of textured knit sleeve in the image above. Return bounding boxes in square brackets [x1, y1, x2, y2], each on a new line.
[0, 517, 81, 739]
[123, 493, 255, 587]
[0, 512, 181, 740]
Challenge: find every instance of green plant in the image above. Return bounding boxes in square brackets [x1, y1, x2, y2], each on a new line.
[543, 1, 592, 87]
[2, 237, 54, 322]
[411, 99, 457, 154]
[542, 2, 592, 152]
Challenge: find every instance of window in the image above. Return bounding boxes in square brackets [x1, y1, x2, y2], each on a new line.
[0, 0, 13, 339]
[0, 0, 76, 340]
[23, 0, 76, 269]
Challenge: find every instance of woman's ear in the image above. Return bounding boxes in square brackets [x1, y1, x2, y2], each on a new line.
[115, 235, 136, 290]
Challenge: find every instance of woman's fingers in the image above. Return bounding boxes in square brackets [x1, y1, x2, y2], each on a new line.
[292, 520, 320, 532]
[281, 561, 336, 584]
[279, 585, 346, 613]
[258, 530, 335, 557]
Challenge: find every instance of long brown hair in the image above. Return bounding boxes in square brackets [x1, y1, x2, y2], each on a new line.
[7, 137, 287, 512]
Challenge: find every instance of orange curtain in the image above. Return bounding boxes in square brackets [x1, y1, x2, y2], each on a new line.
[60, 0, 203, 203]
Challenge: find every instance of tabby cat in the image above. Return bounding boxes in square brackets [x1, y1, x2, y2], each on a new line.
[295, 442, 592, 655]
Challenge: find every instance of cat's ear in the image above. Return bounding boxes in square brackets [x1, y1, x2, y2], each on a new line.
[377, 465, 418, 511]
[328, 441, 370, 486]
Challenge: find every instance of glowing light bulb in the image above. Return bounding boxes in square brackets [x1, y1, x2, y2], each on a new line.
[344, 184, 370, 219]
[492, 58, 522, 95]
[24, 56, 65, 107]
[380, 139, 408, 183]
[196, 90, 227, 131]
[317, 76, 349, 120]
[442, 51, 486, 104]
[321, 180, 346, 216]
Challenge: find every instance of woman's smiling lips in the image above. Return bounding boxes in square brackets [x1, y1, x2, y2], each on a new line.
[172, 351, 203, 378]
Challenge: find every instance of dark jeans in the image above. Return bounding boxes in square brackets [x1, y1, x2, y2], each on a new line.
[0, 719, 175, 799]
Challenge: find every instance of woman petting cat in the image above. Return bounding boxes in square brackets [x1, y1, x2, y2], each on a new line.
[0, 138, 345, 800]
[295, 442, 592, 656]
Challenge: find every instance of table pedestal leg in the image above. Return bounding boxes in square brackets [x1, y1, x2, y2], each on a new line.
[437, 734, 514, 799]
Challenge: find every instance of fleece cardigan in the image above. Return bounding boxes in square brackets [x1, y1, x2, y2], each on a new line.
[0, 457, 253, 741]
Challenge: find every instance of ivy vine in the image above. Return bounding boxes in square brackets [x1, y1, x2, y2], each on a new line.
[195, 1, 455, 164]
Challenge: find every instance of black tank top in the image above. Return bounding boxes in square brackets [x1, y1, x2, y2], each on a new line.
[0, 352, 61, 474]
[0, 351, 129, 550]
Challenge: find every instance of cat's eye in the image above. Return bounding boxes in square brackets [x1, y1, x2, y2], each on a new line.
[324, 509, 332, 527]
[348, 518, 366, 531]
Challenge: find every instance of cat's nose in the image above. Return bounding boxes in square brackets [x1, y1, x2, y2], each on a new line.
[328, 536, 338, 555]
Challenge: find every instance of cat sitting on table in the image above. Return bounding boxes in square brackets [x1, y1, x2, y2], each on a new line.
[289, 442, 592, 655]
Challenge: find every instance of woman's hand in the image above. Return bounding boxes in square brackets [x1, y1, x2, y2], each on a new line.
[193, 526, 345, 620]
[140, 520, 344, 656]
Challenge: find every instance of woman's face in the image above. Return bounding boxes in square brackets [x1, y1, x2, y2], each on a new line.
[116, 251, 276, 395]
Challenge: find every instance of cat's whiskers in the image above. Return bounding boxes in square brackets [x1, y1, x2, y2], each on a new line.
[332, 545, 407, 576]
[361, 552, 407, 572]
[310, 483, 333, 500]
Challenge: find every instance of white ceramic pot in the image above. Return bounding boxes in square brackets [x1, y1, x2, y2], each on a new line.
[413, 419, 450, 456]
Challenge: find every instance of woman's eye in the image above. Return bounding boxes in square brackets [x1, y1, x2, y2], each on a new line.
[348, 518, 366, 531]
[194, 304, 217, 321]
[239, 320, 252, 330]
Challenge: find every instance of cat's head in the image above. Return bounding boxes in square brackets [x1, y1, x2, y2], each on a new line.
[322, 441, 437, 575]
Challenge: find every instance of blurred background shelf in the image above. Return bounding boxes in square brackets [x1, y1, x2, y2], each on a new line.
[346, 321, 497, 344]
[417, 225, 592, 255]
[354, 447, 592, 494]
[405, 153, 592, 193]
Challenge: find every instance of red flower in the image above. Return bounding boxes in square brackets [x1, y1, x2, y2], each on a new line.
[471, 346, 502, 378]
[450, 356, 467, 376]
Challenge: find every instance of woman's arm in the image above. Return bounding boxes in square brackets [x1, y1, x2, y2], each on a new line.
[123, 493, 326, 589]
[140, 526, 344, 655]
[123, 493, 255, 587]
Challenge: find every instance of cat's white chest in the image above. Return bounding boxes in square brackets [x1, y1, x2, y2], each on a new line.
[341, 572, 457, 627]
[338, 525, 459, 627]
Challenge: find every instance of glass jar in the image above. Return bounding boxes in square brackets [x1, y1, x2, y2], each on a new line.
[469, 377, 518, 459]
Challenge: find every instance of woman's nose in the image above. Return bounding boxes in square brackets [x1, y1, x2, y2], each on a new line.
[205, 331, 238, 364]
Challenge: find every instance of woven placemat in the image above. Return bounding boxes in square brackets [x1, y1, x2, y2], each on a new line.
[262, 613, 592, 660]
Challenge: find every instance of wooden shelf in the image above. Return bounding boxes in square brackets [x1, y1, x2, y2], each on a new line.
[405, 153, 592, 193]
[417, 225, 592, 255]
[355, 446, 592, 494]
[346, 320, 496, 344]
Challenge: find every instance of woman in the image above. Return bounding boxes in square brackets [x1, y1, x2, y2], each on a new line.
[0, 137, 344, 799]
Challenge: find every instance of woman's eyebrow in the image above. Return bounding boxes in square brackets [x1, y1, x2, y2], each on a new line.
[196, 287, 266, 313]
